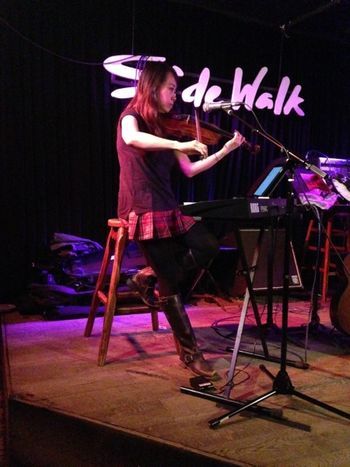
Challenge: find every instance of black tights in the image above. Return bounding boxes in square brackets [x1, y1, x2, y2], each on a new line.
[137, 222, 219, 297]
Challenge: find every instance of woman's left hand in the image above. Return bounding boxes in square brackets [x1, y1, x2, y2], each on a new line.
[224, 131, 246, 153]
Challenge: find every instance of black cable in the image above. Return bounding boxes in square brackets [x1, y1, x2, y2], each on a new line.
[0, 15, 136, 67]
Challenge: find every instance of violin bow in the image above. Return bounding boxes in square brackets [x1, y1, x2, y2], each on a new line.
[194, 109, 205, 159]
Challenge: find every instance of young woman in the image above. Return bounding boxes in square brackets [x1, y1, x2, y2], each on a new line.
[116, 60, 245, 379]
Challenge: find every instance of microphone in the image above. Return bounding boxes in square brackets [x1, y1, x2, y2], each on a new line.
[202, 100, 238, 112]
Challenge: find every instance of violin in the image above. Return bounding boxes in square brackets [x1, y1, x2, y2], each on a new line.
[161, 113, 260, 156]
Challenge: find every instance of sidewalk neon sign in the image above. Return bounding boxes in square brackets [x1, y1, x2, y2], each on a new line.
[104, 55, 304, 116]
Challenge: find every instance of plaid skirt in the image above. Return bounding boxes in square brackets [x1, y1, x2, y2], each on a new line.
[127, 208, 196, 240]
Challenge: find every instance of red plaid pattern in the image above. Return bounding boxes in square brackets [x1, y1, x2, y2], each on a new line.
[127, 208, 196, 240]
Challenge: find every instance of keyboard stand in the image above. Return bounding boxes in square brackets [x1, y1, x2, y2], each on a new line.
[223, 226, 267, 397]
[228, 224, 308, 398]
[180, 223, 284, 419]
[182, 219, 308, 407]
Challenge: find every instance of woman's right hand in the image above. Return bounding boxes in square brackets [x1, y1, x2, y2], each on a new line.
[176, 140, 208, 159]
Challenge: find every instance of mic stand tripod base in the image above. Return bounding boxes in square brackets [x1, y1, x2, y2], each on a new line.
[207, 363, 350, 429]
[260, 364, 350, 420]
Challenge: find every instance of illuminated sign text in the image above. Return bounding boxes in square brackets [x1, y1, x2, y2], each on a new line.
[104, 55, 304, 116]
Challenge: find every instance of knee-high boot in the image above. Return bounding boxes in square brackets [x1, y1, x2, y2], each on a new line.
[160, 294, 218, 380]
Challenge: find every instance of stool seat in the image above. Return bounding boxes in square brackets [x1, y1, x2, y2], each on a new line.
[84, 218, 159, 366]
[107, 218, 128, 229]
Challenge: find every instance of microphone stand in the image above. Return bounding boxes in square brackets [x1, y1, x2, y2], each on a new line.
[231, 110, 324, 328]
[207, 122, 350, 427]
[182, 111, 350, 427]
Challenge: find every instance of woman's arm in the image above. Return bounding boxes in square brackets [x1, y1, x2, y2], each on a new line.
[175, 132, 245, 178]
[121, 115, 208, 158]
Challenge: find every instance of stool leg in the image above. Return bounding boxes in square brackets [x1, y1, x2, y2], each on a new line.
[151, 310, 159, 331]
[301, 219, 314, 266]
[305, 220, 314, 244]
[321, 219, 332, 303]
[84, 230, 114, 337]
[98, 227, 127, 366]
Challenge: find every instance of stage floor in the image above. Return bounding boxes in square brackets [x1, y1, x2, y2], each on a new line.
[3, 295, 350, 466]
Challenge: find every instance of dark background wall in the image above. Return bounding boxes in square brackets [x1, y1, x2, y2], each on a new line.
[1, 0, 350, 299]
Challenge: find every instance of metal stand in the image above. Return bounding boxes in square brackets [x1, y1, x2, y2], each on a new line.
[304, 208, 323, 329]
[181, 115, 350, 427]
[223, 224, 307, 398]
[181, 215, 307, 412]
[222, 226, 268, 397]
[181, 224, 285, 419]
[207, 161, 350, 428]
[232, 217, 308, 369]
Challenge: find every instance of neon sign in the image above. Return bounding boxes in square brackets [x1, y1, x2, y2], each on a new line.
[104, 55, 304, 116]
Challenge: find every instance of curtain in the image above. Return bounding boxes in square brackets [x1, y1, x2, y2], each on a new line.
[1, 0, 350, 298]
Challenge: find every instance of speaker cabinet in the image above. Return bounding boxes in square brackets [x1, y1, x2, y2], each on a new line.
[230, 228, 302, 296]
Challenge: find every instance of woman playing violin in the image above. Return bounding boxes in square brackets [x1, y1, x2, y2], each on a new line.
[117, 60, 245, 379]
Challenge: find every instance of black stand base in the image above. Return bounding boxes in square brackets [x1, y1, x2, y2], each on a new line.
[180, 385, 284, 421]
[205, 364, 350, 428]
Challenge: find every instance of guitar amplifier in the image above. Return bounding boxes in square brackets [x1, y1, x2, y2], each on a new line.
[230, 228, 302, 295]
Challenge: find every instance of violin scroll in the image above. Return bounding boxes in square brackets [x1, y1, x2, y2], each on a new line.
[242, 140, 260, 156]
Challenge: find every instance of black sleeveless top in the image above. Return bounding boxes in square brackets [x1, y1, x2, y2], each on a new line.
[116, 109, 178, 219]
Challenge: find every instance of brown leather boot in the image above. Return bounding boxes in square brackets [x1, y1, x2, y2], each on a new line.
[127, 266, 158, 308]
[160, 294, 218, 380]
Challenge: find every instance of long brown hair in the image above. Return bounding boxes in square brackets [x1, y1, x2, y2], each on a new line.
[125, 61, 178, 136]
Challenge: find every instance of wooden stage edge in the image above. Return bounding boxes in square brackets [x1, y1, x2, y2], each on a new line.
[3, 296, 350, 467]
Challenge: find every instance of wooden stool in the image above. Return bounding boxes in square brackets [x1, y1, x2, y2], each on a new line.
[84, 218, 159, 366]
[303, 212, 350, 302]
